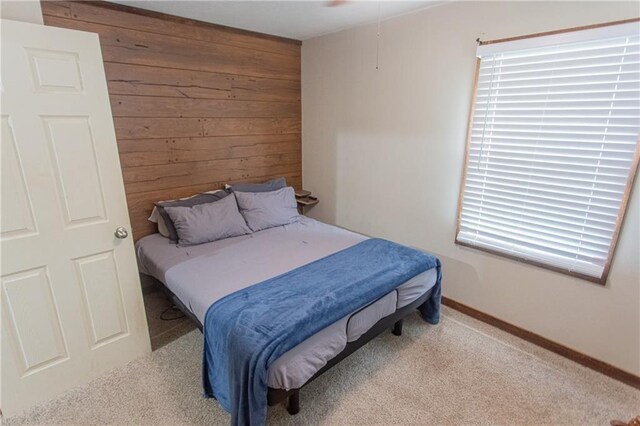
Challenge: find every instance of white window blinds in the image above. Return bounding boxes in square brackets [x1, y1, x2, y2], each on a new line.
[457, 21, 640, 282]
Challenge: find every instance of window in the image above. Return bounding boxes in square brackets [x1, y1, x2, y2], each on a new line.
[456, 20, 640, 284]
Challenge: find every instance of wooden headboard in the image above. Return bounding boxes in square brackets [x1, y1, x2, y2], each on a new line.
[41, 1, 302, 240]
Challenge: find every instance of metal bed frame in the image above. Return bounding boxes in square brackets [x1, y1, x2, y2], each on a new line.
[149, 275, 434, 415]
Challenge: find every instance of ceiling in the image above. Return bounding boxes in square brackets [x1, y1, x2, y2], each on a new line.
[110, 1, 438, 40]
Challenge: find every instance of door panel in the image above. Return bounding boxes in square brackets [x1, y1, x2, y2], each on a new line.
[1, 19, 150, 417]
[0, 117, 37, 239]
[73, 250, 129, 348]
[43, 116, 108, 226]
[2, 267, 68, 375]
[26, 48, 84, 93]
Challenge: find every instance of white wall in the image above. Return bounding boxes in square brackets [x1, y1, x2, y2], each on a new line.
[0, 1, 43, 25]
[302, 1, 640, 375]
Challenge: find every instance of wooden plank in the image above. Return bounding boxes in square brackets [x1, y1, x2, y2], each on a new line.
[104, 63, 232, 100]
[104, 63, 300, 102]
[64, 1, 301, 57]
[118, 134, 301, 167]
[231, 76, 300, 103]
[123, 155, 301, 194]
[114, 117, 301, 139]
[40, 1, 71, 18]
[110, 95, 300, 118]
[203, 118, 301, 137]
[43, 16, 301, 81]
[114, 117, 202, 139]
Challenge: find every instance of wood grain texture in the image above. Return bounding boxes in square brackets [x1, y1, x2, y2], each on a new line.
[442, 297, 640, 390]
[113, 117, 301, 140]
[104, 63, 300, 102]
[123, 154, 301, 193]
[42, 0, 302, 240]
[118, 134, 301, 167]
[110, 95, 299, 118]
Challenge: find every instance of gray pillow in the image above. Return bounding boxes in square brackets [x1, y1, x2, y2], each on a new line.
[163, 194, 251, 246]
[156, 191, 228, 242]
[234, 187, 300, 232]
[227, 177, 287, 193]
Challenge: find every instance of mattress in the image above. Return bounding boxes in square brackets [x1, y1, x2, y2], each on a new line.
[136, 216, 438, 390]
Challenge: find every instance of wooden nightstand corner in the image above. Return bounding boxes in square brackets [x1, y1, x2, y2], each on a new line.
[296, 190, 318, 215]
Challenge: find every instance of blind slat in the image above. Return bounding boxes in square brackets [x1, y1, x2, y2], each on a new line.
[476, 76, 640, 91]
[457, 231, 605, 275]
[478, 61, 640, 79]
[465, 175, 625, 198]
[463, 187, 620, 216]
[477, 69, 640, 85]
[459, 221, 609, 257]
[464, 183, 622, 208]
[470, 144, 636, 156]
[462, 195, 618, 227]
[469, 146, 635, 162]
[460, 211, 612, 249]
[468, 152, 632, 171]
[465, 166, 628, 187]
[462, 200, 617, 232]
[479, 50, 640, 71]
[461, 207, 614, 241]
[472, 120, 639, 129]
[465, 157, 632, 178]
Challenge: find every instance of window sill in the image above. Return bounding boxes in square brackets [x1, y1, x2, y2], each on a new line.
[454, 238, 607, 286]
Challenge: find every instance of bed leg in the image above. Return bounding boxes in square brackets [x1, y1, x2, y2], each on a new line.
[392, 319, 403, 336]
[287, 390, 300, 415]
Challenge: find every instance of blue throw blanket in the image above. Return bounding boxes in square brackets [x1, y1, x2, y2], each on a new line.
[203, 238, 442, 425]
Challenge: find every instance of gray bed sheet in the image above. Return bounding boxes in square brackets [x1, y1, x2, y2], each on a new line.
[136, 216, 437, 390]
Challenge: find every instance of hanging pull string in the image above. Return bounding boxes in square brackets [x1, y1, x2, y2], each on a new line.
[376, 1, 381, 70]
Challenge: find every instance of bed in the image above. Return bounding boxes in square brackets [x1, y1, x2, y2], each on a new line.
[136, 215, 441, 422]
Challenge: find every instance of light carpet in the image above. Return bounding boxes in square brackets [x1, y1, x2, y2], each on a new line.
[4, 306, 639, 425]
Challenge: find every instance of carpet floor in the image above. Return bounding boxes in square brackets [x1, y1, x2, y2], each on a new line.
[4, 306, 639, 425]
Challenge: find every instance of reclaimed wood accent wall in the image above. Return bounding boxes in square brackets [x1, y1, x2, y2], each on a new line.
[41, 1, 302, 240]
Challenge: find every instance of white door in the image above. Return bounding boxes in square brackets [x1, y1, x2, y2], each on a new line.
[1, 19, 150, 417]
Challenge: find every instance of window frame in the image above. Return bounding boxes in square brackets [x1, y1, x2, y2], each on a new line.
[455, 18, 640, 285]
